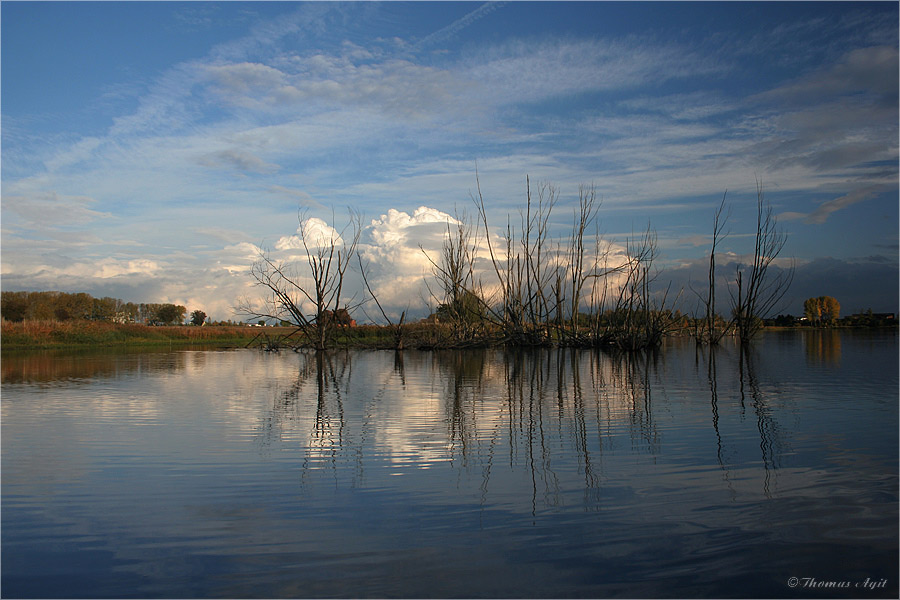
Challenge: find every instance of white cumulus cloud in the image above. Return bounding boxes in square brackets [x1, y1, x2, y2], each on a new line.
[275, 217, 345, 251]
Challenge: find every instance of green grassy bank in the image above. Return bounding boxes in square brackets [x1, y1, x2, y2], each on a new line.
[0, 320, 287, 350]
[0, 320, 490, 352]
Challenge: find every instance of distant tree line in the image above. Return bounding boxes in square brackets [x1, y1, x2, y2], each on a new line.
[764, 300, 894, 328]
[842, 309, 895, 327]
[1, 291, 190, 326]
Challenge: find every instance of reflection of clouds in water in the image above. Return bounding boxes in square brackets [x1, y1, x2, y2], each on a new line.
[3, 346, 791, 494]
[262, 348, 680, 499]
[3, 337, 897, 599]
[0, 343, 857, 508]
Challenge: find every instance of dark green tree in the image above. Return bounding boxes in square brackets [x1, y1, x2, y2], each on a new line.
[190, 310, 207, 326]
[156, 304, 186, 325]
[435, 289, 486, 324]
[1, 291, 29, 321]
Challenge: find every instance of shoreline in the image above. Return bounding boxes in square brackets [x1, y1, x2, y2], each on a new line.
[1, 320, 894, 352]
[0, 321, 290, 351]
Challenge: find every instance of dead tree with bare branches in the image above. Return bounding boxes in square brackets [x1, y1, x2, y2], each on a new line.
[474, 174, 560, 345]
[358, 254, 407, 350]
[238, 209, 362, 351]
[554, 183, 604, 345]
[601, 225, 680, 350]
[420, 210, 491, 345]
[690, 192, 732, 346]
[729, 180, 793, 344]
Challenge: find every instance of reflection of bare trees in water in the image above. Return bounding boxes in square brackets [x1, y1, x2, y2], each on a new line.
[309, 352, 347, 469]
[504, 350, 560, 515]
[256, 348, 671, 509]
[566, 349, 601, 502]
[257, 350, 411, 486]
[697, 345, 739, 500]
[604, 349, 661, 455]
[465, 348, 667, 514]
[434, 349, 489, 467]
[256, 343, 788, 504]
[738, 344, 785, 497]
[698, 342, 788, 497]
[255, 351, 350, 482]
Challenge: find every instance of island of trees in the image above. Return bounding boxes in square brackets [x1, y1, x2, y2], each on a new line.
[236, 176, 893, 352]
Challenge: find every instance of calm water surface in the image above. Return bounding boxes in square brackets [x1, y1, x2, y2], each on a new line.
[2, 331, 897, 598]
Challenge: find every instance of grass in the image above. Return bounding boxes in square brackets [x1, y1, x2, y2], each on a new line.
[0, 320, 287, 350]
[0, 320, 451, 351]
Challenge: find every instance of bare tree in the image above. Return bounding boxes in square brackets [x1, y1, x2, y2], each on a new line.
[468, 174, 622, 347]
[691, 192, 732, 345]
[425, 172, 674, 350]
[553, 184, 605, 345]
[421, 209, 489, 344]
[238, 209, 362, 351]
[474, 174, 559, 344]
[604, 224, 678, 350]
[729, 179, 793, 344]
[358, 254, 408, 350]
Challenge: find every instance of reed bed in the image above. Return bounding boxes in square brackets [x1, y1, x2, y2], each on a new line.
[0, 320, 278, 349]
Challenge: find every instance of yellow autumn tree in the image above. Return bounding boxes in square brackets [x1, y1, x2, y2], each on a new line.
[804, 296, 840, 325]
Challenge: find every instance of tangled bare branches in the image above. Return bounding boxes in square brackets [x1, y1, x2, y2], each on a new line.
[237, 209, 362, 350]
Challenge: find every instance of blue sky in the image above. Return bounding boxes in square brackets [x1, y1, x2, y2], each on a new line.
[2, 1, 897, 321]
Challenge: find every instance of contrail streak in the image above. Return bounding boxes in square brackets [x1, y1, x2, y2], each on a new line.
[413, 1, 508, 51]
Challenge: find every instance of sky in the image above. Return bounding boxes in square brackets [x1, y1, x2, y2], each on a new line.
[2, 1, 898, 322]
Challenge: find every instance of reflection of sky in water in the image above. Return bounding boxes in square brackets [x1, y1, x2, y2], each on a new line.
[2, 332, 897, 598]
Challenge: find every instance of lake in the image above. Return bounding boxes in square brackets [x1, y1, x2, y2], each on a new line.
[2, 330, 897, 598]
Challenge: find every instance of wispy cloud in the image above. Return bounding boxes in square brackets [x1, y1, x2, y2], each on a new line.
[4, 191, 113, 229]
[197, 149, 280, 174]
[759, 45, 898, 102]
[267, 185, 321, 208]
[781, 186, 883, 225]
[464, 37, 722, 104]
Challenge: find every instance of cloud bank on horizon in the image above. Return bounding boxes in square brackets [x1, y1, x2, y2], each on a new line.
[2, 1, 897, 320]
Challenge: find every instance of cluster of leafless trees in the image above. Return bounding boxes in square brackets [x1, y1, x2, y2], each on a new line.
[421, 176, 682, 350]
[239, 175, 792, 351]
[690, 178, 793, 346]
